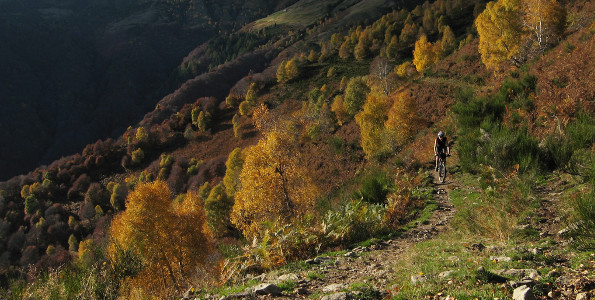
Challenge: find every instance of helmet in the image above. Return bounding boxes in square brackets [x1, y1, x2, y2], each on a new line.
[438, 131, 444, 137]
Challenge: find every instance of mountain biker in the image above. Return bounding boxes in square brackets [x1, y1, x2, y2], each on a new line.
[434, 131, 450, 171]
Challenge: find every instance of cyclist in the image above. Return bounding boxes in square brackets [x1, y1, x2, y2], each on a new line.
[434, 131, 450, 171]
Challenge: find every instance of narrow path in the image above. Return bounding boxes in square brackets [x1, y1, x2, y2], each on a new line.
[256, 171, 458, 299]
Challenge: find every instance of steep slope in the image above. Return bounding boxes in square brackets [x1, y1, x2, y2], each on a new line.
[0, 0, 298, 180]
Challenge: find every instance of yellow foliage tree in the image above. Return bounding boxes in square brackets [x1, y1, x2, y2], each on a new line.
[230, 128, 319, 240]
[354, 30, 371, 60]
[276, 60, 287, 83]
[331, 95, 349, 126]
[285, 58, 300, 81]
[385, 89, 425, 145]
[413, 35, 438, 73]
[108, 181, 215, 298]
[355, 91, 393, 159]
[475, 0, 523, 70]
[308, 50, 319, 62]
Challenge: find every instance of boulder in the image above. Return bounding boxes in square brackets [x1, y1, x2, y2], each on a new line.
[321, 292, 351, 300]
[277, 273, 299, 283]
[411, 275, 428, 285]
[512, 285, 535, 300]
[438, 270, 455, 279]
[322, 283, 347, 293]
[252, 284, 283, 296]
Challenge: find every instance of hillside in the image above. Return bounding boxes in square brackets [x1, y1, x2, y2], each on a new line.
[0, 0, 298, 180]
[0, 0, 593, 299]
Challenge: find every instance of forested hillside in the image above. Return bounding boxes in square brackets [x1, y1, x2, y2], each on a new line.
[0, 0, 298, 180]
[0, 0, 593, 299]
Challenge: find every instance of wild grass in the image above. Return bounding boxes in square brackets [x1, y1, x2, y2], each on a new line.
[3, 264, 119, 300]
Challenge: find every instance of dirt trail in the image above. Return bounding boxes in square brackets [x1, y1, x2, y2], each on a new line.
[257, 171, 459, 299]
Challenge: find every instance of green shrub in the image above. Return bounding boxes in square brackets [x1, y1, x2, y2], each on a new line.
[571, 186, 595, 250]
[322, 200, 387, 245]
[542, 113, 595, 171]
[327, 136, 346, 154]
[354, 170, 392, 204]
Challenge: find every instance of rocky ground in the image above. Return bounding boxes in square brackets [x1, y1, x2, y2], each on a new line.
[186, 172, 594, 300]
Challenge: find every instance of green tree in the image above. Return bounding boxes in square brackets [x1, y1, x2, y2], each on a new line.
[232, 113, 242, 138]
[204, 183, 234, 237]
[276, 60, 288, 83]
[386, 35, 399, 60]
[223, 147, 245, 196]
[344, 77, 370, 117]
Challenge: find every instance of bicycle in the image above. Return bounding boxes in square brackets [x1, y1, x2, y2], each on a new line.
[437, 153, 450, 183]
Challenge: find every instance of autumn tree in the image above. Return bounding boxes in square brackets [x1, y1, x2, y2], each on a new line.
[344, 76, 370, 117]
[232, 113, 242, 138]
[276, 60, 287, 83]
[369, 56, 394, 95]
[438, 25, 456, 57]
[196, 111, 211, 132]
[108, 181, 215, 298]
[223, 147, 244, 196]
[395, 61, 417, 79]
[276, 58, 299, 83]
[522, 0, 566, 53]
[308, 50, 319, 62]
[413, 35, 438, 73]
[331, 95, 349, 126]
[285, 57, 299, 81]
[339, 38, 354, 59]
[385, 89, 425, 145]
[239, 83, 258, 115]
[475, 0, 523, 70]
[205, 183, 234, 237]
[399, 22, 418, 47]
[330, 33, 344, 50]
[230, 118, 319, 240]
[354, 30, 371, 60]
[355, 91, 393, 159]
[110, 183, 127, 211]
[386, 35, 399, 60]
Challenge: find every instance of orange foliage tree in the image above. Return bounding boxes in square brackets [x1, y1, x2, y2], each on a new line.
[231, 109, 319, 240]
[355, 90, 393, 159]
[385, 89, 425, 145]
[108, 181, 216, 298]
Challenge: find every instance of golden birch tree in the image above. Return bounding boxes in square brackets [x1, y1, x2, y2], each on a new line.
[230, 126, 319, 240]
[108, 181, 215, 298]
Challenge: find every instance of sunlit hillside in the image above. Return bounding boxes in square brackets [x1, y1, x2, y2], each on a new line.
[0, 0, 593, 299]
